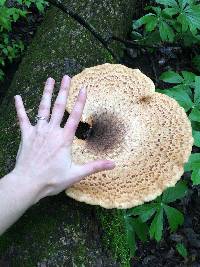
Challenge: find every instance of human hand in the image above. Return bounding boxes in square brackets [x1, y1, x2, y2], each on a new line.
[13, 75, 115, 202]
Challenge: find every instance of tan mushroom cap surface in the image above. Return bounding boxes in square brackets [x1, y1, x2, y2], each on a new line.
[65, 63, 193, 209]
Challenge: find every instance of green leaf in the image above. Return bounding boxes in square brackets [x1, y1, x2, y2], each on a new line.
[193, 130, 200, 147]
[181, 71, 196, 85]
[160, 71, 183, 83]
[132, 218, 149, 242]
[127, 203, 158, 222]
[159, 86, 193, 112]
[191, 168, 200, 184]
[145, 16, 158, 32]
[131, 31, 143, 41]
[155, 0, 178, 7]
[0, 15, 11, 30]
[149, 208, 163, 241]
[191, 120, 200, 131]
[36, 0, 45, 12]
[0, 69, 5, 81]
[159, 21, 175, 42]
[176, 243, 188, 258]
[163, 7, 179, 16]
[181, 0, 192, 10]
[177, 13, 189, 32]
[163, 204, 184, 231]
[132, 14, 156, 30]
[189, 107, 200, 122]
[150, 6, 162, 15]
[194, 76, 200, 105]
[0, 0, 7, 5]
[192, 55, 200, 72]
[162, 181, 188, 203]
[186, 6, 200, 32]
[124, 216, 136, 257]
[178, 84, 193, 98]
[0, 57, 4, 66]
[184, 153, 200, 172]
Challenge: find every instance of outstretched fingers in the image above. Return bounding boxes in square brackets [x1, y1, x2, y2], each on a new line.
[64, 86, 86, 143]
[68, 160, 116, 185]
[37, 77, 55, 127]
[14, 95, 31, 134]
[50, 75, 71, 126]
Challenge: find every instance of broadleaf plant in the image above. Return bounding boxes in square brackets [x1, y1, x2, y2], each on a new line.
[158, 71, 200, 155]
[176, 243, 188, 258]
[132, 0, 200, 46]
[123, 213, 148, 257]
[184, 153, 200, 184]
[125, 181, 188, 255]
[0, 0, 47, 81]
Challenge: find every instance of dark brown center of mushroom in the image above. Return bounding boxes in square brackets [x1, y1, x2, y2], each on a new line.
[76, 112, 125, 153]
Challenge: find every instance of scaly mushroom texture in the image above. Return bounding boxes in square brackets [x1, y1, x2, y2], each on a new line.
[65, 63, 193, 209]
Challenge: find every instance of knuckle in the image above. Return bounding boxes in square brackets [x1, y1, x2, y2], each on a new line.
[44, 87, 52, 94]
[18, 115, 25, 123]
[74, 104, 82, 113]
[67, 119, 77, 129]
[54, 102, 63, 110]
[36, 124, 48, 135]
[39, 104, 48, 111]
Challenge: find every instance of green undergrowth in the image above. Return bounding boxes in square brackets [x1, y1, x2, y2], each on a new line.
[0, 0, 47, 81]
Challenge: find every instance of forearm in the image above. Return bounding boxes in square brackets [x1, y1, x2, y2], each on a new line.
[0, 170, 44, 235]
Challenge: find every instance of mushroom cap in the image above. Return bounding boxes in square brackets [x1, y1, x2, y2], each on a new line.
[65, 63, 193, 209]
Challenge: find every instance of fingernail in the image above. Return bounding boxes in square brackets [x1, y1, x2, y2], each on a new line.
[47, 77, 54, 84]
[63, 75, 71, 81]
[14, 95, 20, 100]
[62, 75, 71, 87]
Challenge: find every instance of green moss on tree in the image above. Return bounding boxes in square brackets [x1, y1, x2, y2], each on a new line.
[97, 208, 130, 267]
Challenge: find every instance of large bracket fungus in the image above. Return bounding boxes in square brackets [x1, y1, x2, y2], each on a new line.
[65, 63, 193, 209]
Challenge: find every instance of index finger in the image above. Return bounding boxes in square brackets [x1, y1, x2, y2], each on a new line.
[64, 86, 86, 143]
[14, 95, 31, 134]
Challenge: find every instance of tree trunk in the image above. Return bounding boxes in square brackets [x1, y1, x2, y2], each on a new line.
[0, 0, 138, 266]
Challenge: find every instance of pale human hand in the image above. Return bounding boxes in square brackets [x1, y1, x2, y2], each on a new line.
[13, 75, 115, 202]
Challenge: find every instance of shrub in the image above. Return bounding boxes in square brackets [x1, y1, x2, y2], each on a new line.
[0, 0, 47, 81]
[132, 0, 200, 46]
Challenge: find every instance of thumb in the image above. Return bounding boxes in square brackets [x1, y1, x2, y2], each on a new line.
[69, 160, 115, 185]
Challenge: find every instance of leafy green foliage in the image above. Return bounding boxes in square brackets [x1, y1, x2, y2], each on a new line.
[125, 181, 188, 255]
[184, 153, 200, 184]
[17, 0, 47, 12]
[132, 0, 200, 46]
[158, 70, 196, 111]
[128, 0, 198, 262]
[158, 70, 200, 184]
[176, 243, 188, 258]
[192, 55, 200, 72]
[123, 213, 148, 257]
[0, 0, 47, 81]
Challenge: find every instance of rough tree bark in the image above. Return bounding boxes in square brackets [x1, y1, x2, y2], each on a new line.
[0, 0, 138, 266]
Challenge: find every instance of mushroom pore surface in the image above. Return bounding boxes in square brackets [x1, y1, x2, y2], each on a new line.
[65, 63, 193, 209]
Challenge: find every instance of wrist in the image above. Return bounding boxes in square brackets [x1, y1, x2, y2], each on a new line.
[10, 168, 49, 204]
